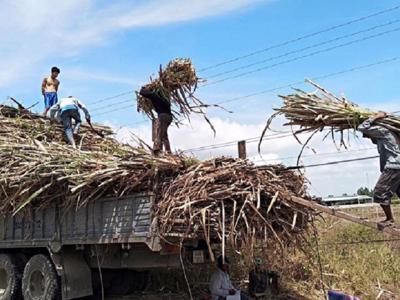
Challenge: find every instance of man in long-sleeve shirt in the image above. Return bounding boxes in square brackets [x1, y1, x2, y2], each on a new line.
[50, 96, 90, 149]
[139, 85, 173, 155]
[209, 256, 254, 300]
[358, 111, 400, 224]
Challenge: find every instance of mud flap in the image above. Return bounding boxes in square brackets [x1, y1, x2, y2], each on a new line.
[52, 248, 93, 299]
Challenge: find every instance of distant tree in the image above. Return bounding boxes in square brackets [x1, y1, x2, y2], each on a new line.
[357, 187, 373, 197]
[342, 193, 348, 197]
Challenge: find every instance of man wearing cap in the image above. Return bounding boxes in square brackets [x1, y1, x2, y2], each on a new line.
[209, 255, 254, 300]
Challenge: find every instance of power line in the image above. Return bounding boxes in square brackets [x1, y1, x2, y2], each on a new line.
[92, 56, 400, 115]
[86, 25, 400, 110]
[187, 105, 399, 153]
[91, 56, 400, 128]
[85, 5, 400, 107]
[207, 19, 400, 79]
[199, 4, 400, 72]
[93, 104, 136, 116]
[183, 131, 303, 152]
[203, 27, 400, 87]
[216, 56, 400, 105]
[182, 132, 291, 152]
[90, 97, 135, 112]
[90, 90, 135, 105]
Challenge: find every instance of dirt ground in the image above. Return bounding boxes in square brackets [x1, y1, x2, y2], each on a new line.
[107, 294, 186, 300]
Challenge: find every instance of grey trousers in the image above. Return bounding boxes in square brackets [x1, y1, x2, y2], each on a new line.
[60, 109, 81, 146]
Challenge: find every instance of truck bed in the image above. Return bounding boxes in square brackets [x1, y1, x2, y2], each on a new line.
[0, 193, 158, 250]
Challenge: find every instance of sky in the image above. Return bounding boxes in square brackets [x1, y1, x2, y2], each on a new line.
[1, 0, 400, 197]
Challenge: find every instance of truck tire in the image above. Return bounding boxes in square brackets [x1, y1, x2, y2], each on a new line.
[0, 254, 23, 300]
[22, 254, 60, 300]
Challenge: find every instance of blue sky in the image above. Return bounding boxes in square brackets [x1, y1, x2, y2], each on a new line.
[1, 0, 400, 196]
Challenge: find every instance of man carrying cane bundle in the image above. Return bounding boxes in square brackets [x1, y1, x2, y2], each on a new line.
[358, 111, 400, 225]
[139, 85, 173, 156]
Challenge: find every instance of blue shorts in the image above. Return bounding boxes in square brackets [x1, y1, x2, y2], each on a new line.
[44, 92, 58, 108]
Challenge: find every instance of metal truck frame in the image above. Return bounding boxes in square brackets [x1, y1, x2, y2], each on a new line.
[0, 193, 200, 299]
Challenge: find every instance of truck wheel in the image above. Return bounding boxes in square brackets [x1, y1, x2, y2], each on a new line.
[0, 254, 23, 300]
[22, 254, 60, 300]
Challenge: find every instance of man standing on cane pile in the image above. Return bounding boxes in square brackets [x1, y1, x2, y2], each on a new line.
[139, 84, 173, 156]
[358, 111, 400, 225]
[42, 66, 60, 116]
[49, 96, 91, 149]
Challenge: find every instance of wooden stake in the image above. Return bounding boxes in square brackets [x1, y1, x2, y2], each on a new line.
[290, 196, 400, 237]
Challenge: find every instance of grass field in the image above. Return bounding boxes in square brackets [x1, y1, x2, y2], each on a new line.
[282, 205, 400, 300]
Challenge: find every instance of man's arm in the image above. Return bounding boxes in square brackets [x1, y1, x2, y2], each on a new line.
[76, 100, 91, 121]
[55, 80, 60, 92]
[357, 111, 390, 138]
[41, 78, 47, 95]
[209, 274, 230, 297]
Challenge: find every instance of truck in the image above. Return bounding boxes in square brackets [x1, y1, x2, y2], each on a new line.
[0, 193, 208, 299]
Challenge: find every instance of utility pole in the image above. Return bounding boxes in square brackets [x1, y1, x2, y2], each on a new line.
[238, 140, 246, 159]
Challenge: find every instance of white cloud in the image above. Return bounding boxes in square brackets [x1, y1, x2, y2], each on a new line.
[111, 115, 381, 197]
[0, 0, 266, 87]
[64, 68, 140, 86]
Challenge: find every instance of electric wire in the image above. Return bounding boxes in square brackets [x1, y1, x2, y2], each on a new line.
[203, 27, 400, 87]
[199, 4, 400, 72]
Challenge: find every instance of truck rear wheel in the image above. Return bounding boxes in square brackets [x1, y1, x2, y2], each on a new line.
[22, 254, 60, 300]
[0, 254, 23, 300]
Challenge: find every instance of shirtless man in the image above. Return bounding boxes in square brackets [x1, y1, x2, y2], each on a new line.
[42, 66, 60, 116]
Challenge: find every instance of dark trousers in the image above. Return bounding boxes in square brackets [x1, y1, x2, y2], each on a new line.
[374, 169, 400, 205]
[60, 109, 81, 146]
[153, 113, 172, 153]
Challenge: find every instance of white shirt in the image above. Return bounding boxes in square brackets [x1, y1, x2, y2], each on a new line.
[58, 97, 86, 111]
[209, 269, 236, 300]
[49, 97, 90, 120]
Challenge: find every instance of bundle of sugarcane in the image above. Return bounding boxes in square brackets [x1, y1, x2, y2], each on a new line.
[259, 79, 400, 162]
[161, 58, 199, 90]
[156, 157, 313, 251]
[137, 58, 221, 134]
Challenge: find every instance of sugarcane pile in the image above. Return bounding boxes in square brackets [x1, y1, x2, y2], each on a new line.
[0, 104, 315, 251]
[136, 58, 219, 133]
[0, 105, 116, 153]
[0, 105, 186, 215]
[156, 158, 313, 250]
[259, 79, 400, 162]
